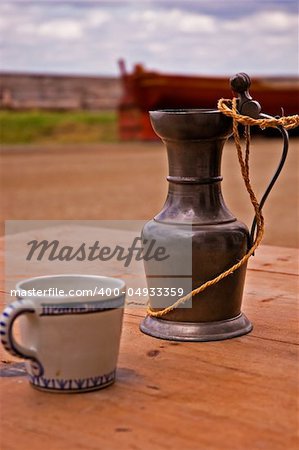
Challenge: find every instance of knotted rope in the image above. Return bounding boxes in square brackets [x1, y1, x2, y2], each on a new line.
[217, 99, 299, 130]
[147, 98, 298, 318]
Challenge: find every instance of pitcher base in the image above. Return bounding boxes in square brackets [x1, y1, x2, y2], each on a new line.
[140, 313, 252, 342]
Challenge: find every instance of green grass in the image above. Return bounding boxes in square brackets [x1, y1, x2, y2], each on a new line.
[0, 110, 118, 144]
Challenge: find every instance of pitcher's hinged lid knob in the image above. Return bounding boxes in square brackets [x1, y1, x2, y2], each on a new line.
[230, 72, 261, 119]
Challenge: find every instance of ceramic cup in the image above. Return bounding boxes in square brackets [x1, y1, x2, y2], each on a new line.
[0, 274, 126, 393]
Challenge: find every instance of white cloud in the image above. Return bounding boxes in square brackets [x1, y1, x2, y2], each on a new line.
[86, 10, 110, 27]
[254, 10, 297, 32]
[0, 2, 297, 75]
[223, 10, 298, 33]
[148, 43, 168, 54]
[178, 14, 216, 33]
[38, 19, 83, 40]
[128, 8, 216, 34]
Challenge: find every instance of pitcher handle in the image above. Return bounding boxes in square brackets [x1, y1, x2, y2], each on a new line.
[249, 120, 289, 245]
[229, 73, 290, 247]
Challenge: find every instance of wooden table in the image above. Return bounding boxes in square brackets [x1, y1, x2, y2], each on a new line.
[0, 245, 298, 450]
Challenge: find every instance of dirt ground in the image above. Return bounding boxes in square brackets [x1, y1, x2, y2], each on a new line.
[1, 137, 298, 247]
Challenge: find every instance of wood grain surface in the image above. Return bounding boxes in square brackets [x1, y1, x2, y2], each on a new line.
[0, 244, 298, 450]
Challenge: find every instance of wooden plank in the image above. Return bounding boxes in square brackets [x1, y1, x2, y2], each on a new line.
[0, 244, 298, 450]
[1, 247, 297, 355]
[243, 269, 298, 343]
[0, 313, 298, 450]
[125, 269, 299, 344]
[248, 245, 298, 276]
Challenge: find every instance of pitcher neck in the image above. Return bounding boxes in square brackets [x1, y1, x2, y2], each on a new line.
[154, 138, 236, 225]
[166, 138, 226, 180]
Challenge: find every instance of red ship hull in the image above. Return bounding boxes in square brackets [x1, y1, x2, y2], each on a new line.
[118, 62, 299, 140]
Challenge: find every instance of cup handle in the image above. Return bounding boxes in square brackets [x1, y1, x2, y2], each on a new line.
[0, 299, 44, 376]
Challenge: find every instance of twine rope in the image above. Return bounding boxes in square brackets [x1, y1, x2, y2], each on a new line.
[147, 98, 298, 318]
[217, 99, 299, 130]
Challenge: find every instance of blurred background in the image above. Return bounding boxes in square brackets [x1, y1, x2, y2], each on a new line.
[0, 0, 298, 246]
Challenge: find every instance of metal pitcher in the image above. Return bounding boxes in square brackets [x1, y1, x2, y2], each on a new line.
[140, 73, 289, 342]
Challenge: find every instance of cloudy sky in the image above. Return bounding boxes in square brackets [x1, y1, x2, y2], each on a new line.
[0, 0, 298, 76]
